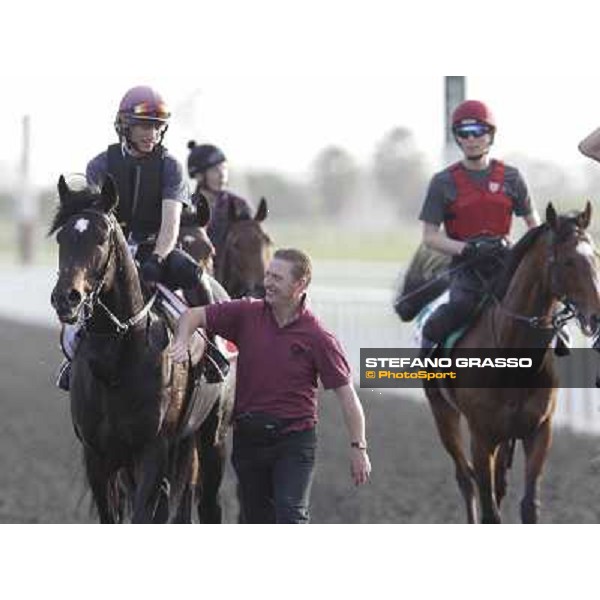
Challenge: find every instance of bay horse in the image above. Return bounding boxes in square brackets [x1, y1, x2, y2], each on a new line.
[179, 194, 215, 274]
[49, 175, 226, 523]
[178, 194, 273, 300]
[215, 197, 273, 299]
[179, 194, 273, 298]
[425, 203, 600, 524]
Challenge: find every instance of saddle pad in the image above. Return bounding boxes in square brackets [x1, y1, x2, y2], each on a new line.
[60, 323, 80, 360]
[157, 282, 238, 361]
[413, 291, 449, 348]
[413, 291, 486, 353]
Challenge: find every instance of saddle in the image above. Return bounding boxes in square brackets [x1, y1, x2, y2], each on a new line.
[416, 292, 571, 357]
[155, 284, 238, 440]
[394, 243, 451, 322]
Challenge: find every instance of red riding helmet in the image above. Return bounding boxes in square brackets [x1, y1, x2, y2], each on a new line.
[114, 86, 171, 141]
[452, 100, 496, 130]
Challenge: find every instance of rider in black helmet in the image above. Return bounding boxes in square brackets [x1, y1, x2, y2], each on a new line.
[186, 141, 254, 271]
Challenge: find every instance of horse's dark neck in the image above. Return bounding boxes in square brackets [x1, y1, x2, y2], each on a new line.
[493, 235, 557, 348]
[88, 236, 145, 333]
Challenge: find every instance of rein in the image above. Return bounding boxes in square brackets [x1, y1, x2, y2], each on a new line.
[485, 226, 592, 350]
[78, 209, 157, 335]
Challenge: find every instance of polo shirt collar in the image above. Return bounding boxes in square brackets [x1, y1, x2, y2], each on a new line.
[264, 293, 309, 327]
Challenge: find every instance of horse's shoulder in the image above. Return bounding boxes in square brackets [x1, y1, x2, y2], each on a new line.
[147, 311, 171, 353]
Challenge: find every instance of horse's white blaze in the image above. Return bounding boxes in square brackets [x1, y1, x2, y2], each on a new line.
[576, 239, 595, 259]
[74, 218, 89, 233]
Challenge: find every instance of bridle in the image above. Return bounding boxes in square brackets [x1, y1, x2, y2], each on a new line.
[217, 222, 271, 298]
[490, 224, 595, 340]
[68, 209, 156, 335]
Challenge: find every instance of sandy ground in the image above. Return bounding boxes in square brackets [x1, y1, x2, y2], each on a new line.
[2, 317, 600, 524]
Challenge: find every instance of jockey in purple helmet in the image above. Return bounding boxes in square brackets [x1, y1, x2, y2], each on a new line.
[56, 86, 228, 390]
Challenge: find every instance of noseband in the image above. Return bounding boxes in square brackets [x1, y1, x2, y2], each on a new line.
[494, 225, 592, 333]
[71, 209, 156, 334]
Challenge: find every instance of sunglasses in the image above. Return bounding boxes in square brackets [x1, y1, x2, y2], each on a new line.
[455, 126, 491, 140]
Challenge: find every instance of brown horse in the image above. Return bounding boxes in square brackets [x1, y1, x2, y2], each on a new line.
[179, 195, 273, 299]
[216, 197, 273, 298]
[425, 203, 600, 524]
[49, 176, 225, 523]
[179, 195, 215, 274]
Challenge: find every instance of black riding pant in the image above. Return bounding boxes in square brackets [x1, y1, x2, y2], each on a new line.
[232, 427, 317, 524]
[423, 253, 507, 343]
[137, 244, 223, 304]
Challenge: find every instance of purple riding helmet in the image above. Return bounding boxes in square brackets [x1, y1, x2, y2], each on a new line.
[114, 85, 171, 145]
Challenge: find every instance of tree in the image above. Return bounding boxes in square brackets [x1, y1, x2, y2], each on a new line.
[372, 127, 429, 217]
[311, 146, 360, 218]
[245, 170, 311, 219]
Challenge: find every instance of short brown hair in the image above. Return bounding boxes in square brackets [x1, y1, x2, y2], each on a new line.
[273, 248, 312, 285]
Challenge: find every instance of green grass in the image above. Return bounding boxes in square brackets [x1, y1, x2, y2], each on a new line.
[267, 221, 421, 262]
[0, 219, 421, 265]
[0, 221, 57, 265]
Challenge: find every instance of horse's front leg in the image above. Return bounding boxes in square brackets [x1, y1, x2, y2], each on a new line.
[84, 449, 118, 524]
[471, 434, 501, 524]
[427, 387, 478, 523]
[132, 437, 170, 524]
[197, 403, 227, 524]
[494, 440, 514, 509]
[520, 418, 552, 524]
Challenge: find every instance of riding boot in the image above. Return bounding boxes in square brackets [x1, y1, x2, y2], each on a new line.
[56, 359, 72, 392]
[419, 336, 438, 361]
[593, 332, 600, 353]
[554, 326, 571, 357]
[190, 275, 230, 384]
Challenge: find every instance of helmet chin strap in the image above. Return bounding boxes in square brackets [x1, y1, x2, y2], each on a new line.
[466, 151, 488, 162]
[455, 137, 494, 163]
[121, 122, 169, 155]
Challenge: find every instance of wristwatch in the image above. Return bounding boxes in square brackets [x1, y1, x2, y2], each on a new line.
[351, 441, 368, 450]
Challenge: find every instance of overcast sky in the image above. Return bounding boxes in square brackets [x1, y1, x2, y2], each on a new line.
[4, 74, 600, 188]
[2, 3, 599, 188]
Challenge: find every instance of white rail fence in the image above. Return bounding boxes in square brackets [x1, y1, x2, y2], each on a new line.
[310, 284, 600, 436]
[1, 264, 599, 435]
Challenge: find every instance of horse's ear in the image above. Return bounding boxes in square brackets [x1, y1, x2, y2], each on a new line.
[57, 175, 70, 204]
[577, 201, 592, 230]
[546, 203, 558, 230]
[100, 174, 119, 213]
[255, 197, 268, 222]
[195, 190, 211, 227]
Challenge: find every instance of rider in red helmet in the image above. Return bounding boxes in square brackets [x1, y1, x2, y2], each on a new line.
[56, 86, 228, 390]
[418, 99, 541, 355]
[578, 125, 600, 163]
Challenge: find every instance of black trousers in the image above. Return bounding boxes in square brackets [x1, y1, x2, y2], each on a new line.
[423, 252, 507, 344]
[232, 428, 317, 524]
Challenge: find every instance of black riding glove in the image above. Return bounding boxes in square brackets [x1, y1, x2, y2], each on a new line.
[461, 238, 504, 261]
[141, 253, 164, 284]
[460, 240, 483, 261]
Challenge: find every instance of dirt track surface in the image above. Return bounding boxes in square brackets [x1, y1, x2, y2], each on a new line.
[2, 316, 600, 524]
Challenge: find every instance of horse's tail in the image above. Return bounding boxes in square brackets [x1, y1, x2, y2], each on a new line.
[394, 243, 451, 322]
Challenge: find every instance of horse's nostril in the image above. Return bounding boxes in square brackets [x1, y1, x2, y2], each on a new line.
[68, 289, 82, 306]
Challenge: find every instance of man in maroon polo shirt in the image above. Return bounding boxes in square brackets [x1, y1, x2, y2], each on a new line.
[171, 248, 371, 523]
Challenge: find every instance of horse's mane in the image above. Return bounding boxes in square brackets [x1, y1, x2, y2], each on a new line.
[494, 211, 585, 301]
[48, 185, 101, 235]
[493, 224, 549, 300]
